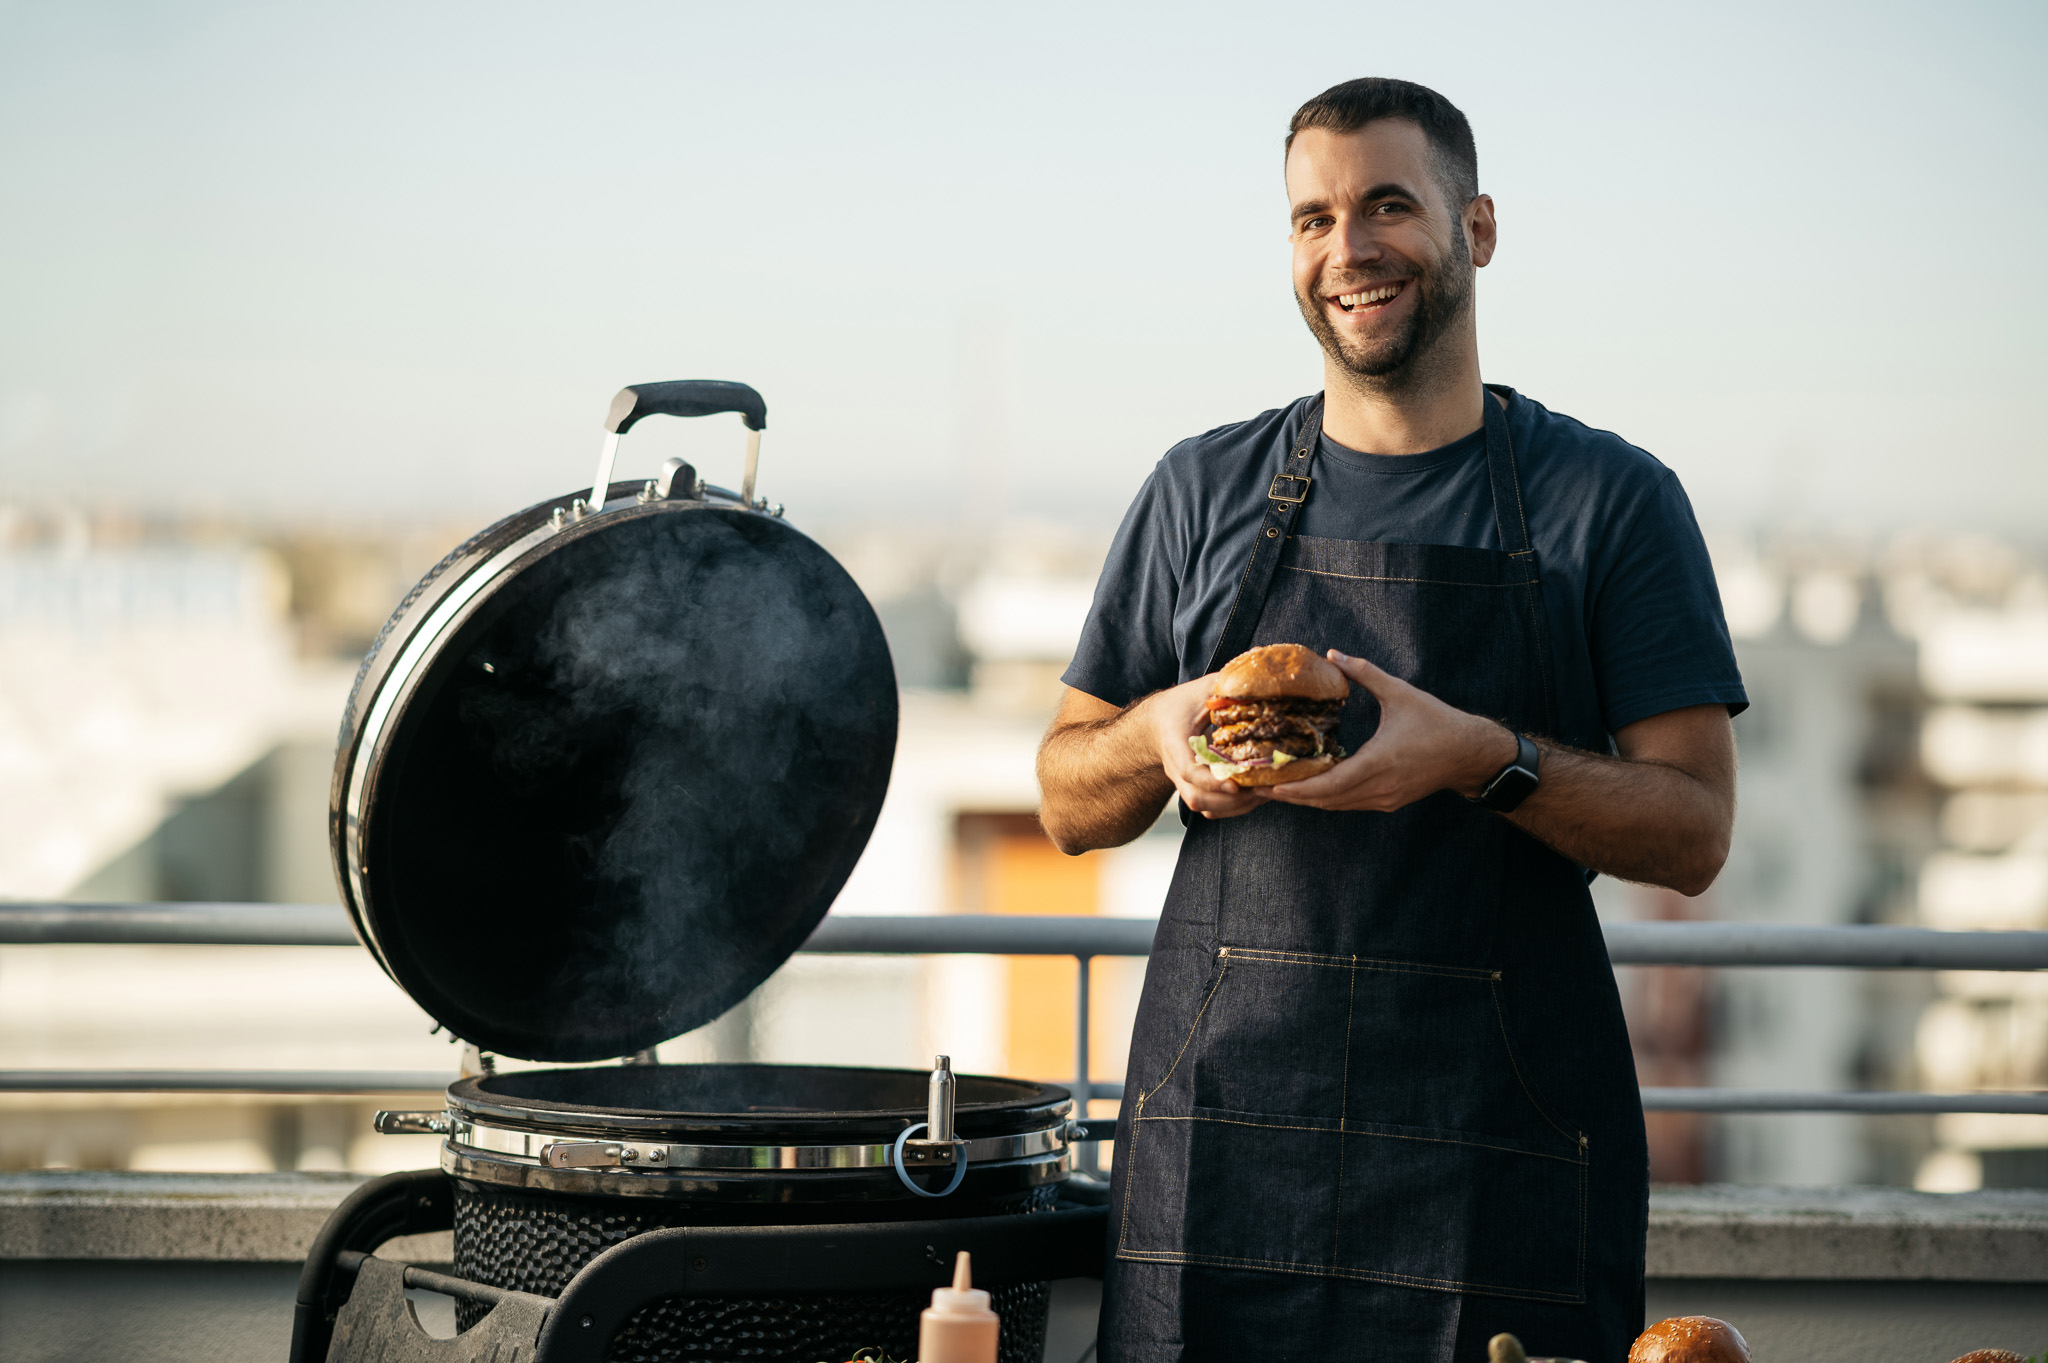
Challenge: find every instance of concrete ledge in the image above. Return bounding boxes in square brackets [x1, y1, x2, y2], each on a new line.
[0, 1171, 368, 1262]
[1648, 1182, 2048, 1282]
[5, 1173, 2047, 1286]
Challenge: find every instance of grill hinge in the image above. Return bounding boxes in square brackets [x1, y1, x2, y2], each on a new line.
[540, 1140, 673, 1169]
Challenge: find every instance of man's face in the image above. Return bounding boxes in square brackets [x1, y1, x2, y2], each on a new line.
[1285, 120, 1492, 384]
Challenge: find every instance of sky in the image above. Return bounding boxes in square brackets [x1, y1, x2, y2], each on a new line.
[2, 0, 2044, 539]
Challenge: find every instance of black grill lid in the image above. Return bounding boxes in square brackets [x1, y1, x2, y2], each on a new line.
[334, 490, 897, 1062]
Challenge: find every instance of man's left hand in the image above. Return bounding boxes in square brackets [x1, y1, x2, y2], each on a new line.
[1264, 650, 1516, 813]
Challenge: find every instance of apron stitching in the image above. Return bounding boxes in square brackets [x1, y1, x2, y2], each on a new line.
[1142, 1113, 1588, 1165]
[1488, 977, 1586, 1149]
[1577, 1141, 1590, 1296]
[1225, 948, 1493, 980]
[1332, 955, 1357, 1266]
[1114, 1249, 1587, 1303]
[1116, 1092, 1141, 1254]
[1142, 953, 1233, 1104]
[1118, 954, 1233, 1257]
[1280, 566, 1539, 588]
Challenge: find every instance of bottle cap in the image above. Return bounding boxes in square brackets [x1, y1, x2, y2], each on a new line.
[927, 1250, 992, 1314]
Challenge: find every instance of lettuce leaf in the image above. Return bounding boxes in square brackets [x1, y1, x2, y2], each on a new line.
[1189, 734, 1255, 779]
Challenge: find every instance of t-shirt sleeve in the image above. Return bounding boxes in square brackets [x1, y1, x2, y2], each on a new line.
[1061, 464, 1184, 709]
[1588, 471, 1749, 733]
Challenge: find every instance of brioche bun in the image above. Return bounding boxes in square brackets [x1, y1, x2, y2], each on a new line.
[1215, 643, 1348, 701]
[1223, 753, 1337, 787]
[1628, 1317, 1750, 1363]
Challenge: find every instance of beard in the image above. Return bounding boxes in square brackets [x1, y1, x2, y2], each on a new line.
[1296, 227, 1473, 386]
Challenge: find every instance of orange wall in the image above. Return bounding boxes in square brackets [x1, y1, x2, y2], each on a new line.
[983, 831, 1097, 1083]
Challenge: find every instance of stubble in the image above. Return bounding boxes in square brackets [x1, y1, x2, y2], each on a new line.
[1296, 224, 1474, 392]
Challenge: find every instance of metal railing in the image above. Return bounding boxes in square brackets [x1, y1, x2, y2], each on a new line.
[3, 902, 2046, 1118]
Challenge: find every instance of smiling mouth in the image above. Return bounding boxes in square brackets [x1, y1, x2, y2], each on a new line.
[1333, 282, 1406, 312]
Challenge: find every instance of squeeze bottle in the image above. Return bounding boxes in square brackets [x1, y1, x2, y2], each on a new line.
[919, 1251, 999, 1363]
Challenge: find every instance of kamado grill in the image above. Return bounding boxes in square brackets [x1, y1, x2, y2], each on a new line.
[289, 382, 1108, 1363]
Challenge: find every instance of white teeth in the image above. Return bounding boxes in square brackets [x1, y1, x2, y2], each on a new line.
[1336, 283, 1401, 308]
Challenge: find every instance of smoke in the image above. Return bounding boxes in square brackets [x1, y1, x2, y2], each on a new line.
[386, 507, 897, 1061]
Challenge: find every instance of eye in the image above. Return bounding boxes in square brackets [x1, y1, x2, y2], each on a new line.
[1374, 202, 1411, 216]
[1301, 215, 1334, 231]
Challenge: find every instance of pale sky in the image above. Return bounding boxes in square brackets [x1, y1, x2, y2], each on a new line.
[2, 0, 2043, 538]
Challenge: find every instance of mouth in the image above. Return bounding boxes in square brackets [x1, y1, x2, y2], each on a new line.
[1330, 280, 1408, 315]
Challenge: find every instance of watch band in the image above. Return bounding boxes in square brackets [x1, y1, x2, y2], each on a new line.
[1477, 731, 1541, 813]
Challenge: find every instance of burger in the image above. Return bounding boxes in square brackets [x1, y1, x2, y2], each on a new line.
[1627, 1317, 1751, 1363]
[1189, 643, 1348, 787]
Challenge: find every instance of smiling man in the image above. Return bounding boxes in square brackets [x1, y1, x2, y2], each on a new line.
[1037, 79, 1747, 1362]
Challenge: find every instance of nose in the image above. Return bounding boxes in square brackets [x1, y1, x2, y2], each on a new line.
[1332, 211, 1381, 274]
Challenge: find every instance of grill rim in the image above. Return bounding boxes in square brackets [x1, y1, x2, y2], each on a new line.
[447, 1063, 1073, 1143]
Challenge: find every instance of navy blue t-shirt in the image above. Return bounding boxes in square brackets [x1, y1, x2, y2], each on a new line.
[1062, 388, 1746, 755]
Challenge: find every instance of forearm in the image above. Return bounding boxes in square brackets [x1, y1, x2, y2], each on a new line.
[1504, 739, 1732, 896]
[1037, 699, 1175, 854]
[1266, 654, 1735, 895]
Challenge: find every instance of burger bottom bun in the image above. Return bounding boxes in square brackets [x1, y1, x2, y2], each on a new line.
[1224, 754, 1336, 787]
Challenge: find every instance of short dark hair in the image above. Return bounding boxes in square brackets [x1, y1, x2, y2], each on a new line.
[1286, 78, 1478, 207]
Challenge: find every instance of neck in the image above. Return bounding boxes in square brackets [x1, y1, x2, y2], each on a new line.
[1317, 325, 1486, 455]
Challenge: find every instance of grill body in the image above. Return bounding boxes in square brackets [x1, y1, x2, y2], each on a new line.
[436, 1063, 1073, 1362]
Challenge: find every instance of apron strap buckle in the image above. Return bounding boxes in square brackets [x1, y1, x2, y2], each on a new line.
[1267, 474, 1311, 504]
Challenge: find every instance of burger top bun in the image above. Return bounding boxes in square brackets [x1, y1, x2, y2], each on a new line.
[1629, 1317, 1750, 1363]
[1215, 643, 1349, 701]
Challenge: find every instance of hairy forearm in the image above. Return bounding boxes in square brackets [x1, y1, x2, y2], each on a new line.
[1506, 740, 1732, 895]
[1037, 701, 1175, 854]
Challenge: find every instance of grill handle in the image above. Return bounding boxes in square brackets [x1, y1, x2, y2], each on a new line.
[591, 380, 770, 514]
[372, 1109, 450, 1136]
[605, 380, 767, 435]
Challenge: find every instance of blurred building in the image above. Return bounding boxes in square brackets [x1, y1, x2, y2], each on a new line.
[5, 506, 2043, 1191]
[1904, 553, 2048, 1191]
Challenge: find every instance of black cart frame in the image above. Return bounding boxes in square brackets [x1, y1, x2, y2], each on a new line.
[291, 1169, 1109, 1363]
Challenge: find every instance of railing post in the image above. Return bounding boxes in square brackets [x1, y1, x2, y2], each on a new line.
[1074, 953, 1098, 1175]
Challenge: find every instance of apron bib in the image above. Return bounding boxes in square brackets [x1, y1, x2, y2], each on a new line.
[1102, 390, 1647, 1363]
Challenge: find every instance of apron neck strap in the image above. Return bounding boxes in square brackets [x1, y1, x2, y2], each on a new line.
[1202, 396, 1324, 674]
[1480, 385, 1534, 559]
[1200, 387, 1533, 678]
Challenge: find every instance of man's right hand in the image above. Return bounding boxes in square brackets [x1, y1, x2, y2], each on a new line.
[1141, 675, 1272, 820]
[1038, 677, 1269, 855]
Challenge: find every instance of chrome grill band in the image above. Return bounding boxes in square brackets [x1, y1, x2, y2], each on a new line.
[446, 1114, 1071, 1173]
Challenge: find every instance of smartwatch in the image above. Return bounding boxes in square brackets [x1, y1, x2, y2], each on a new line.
[1476, 730, 1541, 813]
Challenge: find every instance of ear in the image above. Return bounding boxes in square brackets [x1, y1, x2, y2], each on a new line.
[1467, 194, 1497, 269]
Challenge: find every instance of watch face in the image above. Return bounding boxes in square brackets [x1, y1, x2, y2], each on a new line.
[1484, 764, 1540, 812]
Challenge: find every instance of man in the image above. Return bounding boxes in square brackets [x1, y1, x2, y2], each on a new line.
[1037, 79, 1746, 1363]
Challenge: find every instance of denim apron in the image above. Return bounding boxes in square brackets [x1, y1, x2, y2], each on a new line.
[1101, 389, 1647, 1363]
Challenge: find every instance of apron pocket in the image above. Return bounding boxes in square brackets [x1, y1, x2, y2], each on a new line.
[1174, 1108, 1586, 1303]
[1330, 1115, 1586, 1302]
[1118, 945, 1588, 1303]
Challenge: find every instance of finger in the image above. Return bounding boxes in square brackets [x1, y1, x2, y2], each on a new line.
[1325, 649, 1404, 699]
[1183, 786, 1267, 815]
[1263, 748, 1377, 802]
[1171, 765, 1242, 804]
